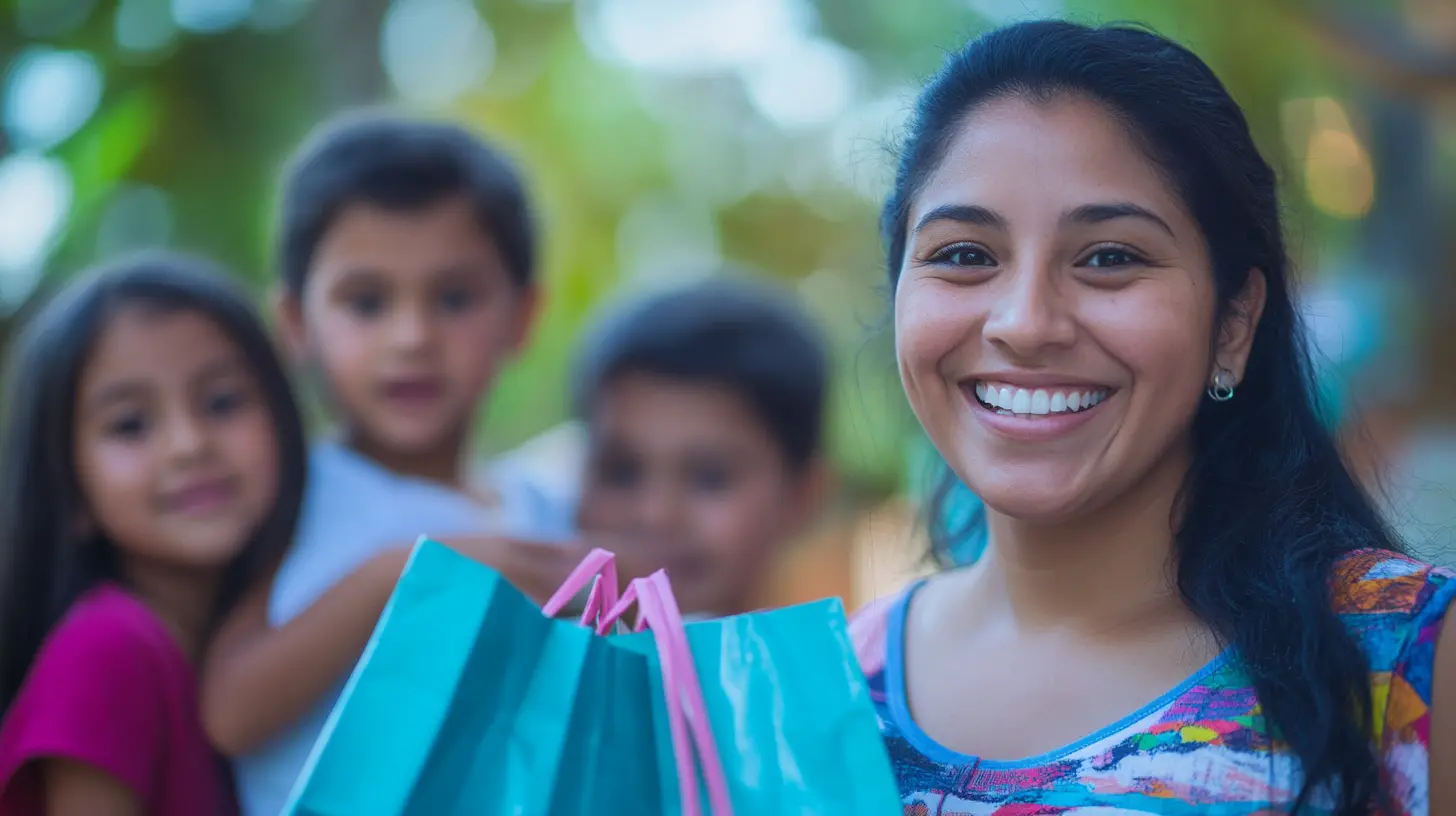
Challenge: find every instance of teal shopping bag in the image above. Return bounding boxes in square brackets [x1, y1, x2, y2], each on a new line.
[544, 551, 901, 815]
[282, 539, 662, 816]
[613, 600, 901, 814]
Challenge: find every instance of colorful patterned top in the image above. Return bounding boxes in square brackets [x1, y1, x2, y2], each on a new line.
[849, 549, 1455, 815]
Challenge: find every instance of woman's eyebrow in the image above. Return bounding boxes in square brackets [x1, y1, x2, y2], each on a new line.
[1062, 202, 1174, 237]
[913, 204, 1008, 234]
[912, 202, 1174, 239]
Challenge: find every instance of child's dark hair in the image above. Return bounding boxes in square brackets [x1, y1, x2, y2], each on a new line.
[572, 278, 829, 470]
[0, 251, 308, 718]
[277, 111, 537, 293]
[884, 20, 1399, 814]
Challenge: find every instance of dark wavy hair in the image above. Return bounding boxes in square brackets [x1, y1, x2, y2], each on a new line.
[0, 252, 308, 719]
[883, 20, 1398, 814]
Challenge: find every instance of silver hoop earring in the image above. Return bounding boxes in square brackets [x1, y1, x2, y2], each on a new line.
[1207, 369, 1236, 402]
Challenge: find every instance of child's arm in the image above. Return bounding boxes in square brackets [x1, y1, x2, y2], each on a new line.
[41, 759, 144, 816]
[200, 546, 408, 757]
[200, 537, 587, 757]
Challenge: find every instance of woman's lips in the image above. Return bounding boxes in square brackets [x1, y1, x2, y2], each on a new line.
[962, 381, 1113, 442]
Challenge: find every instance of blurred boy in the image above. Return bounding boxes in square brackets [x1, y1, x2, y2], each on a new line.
[201, 113, 576, 816]
[572, 278, 832, 618]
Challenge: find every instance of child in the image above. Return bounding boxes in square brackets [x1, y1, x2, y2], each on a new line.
[571, 278, 831, 618]
[0, 253, 308, 816]
[204, 113, 577, 816]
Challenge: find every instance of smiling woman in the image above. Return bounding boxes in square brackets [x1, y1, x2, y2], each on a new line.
[851, 19, 1456, 816]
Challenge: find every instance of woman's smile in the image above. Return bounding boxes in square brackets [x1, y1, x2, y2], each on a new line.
[962, 378, 1115, 442]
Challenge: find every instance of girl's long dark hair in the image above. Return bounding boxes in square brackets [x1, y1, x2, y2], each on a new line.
[0, 252, 307, 718]
[884, 21, 1398, 814]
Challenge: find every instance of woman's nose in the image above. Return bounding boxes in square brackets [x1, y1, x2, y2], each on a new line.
[980, 263, 1076, 356]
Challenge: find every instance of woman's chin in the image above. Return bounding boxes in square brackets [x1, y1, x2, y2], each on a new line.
[978, 485, 1099, 527]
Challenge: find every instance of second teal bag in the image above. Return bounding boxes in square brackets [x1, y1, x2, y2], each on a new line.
[610, 601, 900, 813]
[548, 552, 901, 814]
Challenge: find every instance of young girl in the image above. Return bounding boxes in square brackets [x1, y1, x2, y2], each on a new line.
[0, 253, 307, 816]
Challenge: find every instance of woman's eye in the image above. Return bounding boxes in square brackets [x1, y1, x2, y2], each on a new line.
[931, 245, 996, 267]
[1081, 248, 1143, 269]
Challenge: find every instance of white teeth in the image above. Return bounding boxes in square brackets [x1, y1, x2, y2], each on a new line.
[973, 382, 1110, 416]
[1029, 390, 1049, 415]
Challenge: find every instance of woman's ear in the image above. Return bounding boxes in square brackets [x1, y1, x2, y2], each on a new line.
[1214, 268, 1267, 383]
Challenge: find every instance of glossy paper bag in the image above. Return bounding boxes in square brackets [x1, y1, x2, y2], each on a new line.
[282, 539, 660, 816]
[612, 599, 901, 814]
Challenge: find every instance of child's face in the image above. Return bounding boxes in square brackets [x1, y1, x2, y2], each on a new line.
[73, 307, 280, 571]
[280, 195, 534, 467]
[576, 373, 822, 616]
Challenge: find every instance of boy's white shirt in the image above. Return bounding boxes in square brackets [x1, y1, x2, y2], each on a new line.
[482, 421, 586, 522]
[235, 439, 575, 816]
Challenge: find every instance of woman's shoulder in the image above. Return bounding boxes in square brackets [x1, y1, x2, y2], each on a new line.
[1330, 549, 1454, 622]
[848, 590, 912, 678]
[1332, 550, 1456, 804]
[1330, 549, 1455, 674]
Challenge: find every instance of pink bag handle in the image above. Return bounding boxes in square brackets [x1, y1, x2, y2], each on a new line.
[598, 570, 733, 816]
[540, 548, 619, 628]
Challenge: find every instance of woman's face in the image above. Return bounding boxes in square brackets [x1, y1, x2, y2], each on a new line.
[894, 94, 1261, 523]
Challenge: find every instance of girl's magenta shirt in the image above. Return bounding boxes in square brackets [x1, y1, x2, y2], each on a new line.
[0, 584, 235, 815]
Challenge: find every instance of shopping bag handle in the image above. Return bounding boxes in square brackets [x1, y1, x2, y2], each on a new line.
[540, 547, 619, 628]
[599, 571, 733, 816]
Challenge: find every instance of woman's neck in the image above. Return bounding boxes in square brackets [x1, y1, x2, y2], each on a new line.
[122, 559, 222, 659]
[971, 443, 1196, 635]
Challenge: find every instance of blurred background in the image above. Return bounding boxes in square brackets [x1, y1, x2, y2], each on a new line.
[1, 0, 1453, 609]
